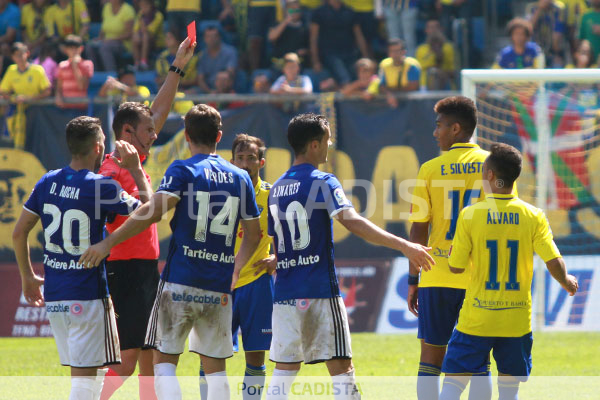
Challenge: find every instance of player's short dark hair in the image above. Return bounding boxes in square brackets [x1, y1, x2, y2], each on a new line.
[184, 104, 222, 146]
[507, 17, 532, 38]
[112, 102, 153, 139]
[11, 42, 28, 54]
[434, 96, 478, 137]
[232, 133, 266, 159]
[66, 116, 103, 157]
[486, 143, 522, 187]
[287, 113, 329, 156]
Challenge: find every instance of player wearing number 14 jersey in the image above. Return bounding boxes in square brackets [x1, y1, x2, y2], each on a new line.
[266, 113, 435, 400]
[79, 104, 261, 400]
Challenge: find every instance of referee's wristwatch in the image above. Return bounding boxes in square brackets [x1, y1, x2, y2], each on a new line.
[169, 65, 185, 78]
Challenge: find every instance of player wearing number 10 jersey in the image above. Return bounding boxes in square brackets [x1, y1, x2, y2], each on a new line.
[79, 104, 261, 400]
[266, 113, 434, 400]
[440, 143, 578, 400]
[13, 117, 141, 400]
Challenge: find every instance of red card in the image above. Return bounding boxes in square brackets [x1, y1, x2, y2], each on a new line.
[187, 21, 196, 46]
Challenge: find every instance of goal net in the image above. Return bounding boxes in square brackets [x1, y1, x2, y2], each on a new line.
[462, 69, 600, 331]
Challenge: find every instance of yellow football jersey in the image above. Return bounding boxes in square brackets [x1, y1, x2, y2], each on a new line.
[409, 143, 490, 289]
[234, 177, 272, 289]
[449, 194, 561, 337]
[45, 0, 90, 39]
[0, 64, 50, 97]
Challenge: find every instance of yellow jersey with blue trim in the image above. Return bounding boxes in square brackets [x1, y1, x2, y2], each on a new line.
[234, 177, 272, 289]
[0, 64, 50, 97]
[449, 194, 561, 336]
[409, 143, 489, 289]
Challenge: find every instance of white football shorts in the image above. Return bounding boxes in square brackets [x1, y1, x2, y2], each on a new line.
[47, 298, 120, 368]
[270, 296, 352, 364]
[145, 281, 233, 358]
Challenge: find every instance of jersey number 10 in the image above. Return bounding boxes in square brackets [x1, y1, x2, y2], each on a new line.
[269, 201, 310, 253]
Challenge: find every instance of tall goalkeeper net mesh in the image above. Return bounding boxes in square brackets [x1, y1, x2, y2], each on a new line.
[471, 79, 599, 330]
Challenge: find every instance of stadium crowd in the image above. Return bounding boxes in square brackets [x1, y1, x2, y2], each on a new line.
[0, 0, 598, 146]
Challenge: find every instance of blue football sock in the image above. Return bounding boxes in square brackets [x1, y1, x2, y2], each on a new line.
[498, 378, 519, 400]
[199, 363, 208, 400]
[417, 362, 441, 400]
[243, 363, 266, 400]
[439, 377, 467, 400]
[469, 366, 492, 400]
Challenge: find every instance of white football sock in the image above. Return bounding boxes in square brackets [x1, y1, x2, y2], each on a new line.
[69, 377, 95, 400]
[332, 369, 361, 400]
[206, 370, 230, 400]
[93, 369, 108, 400]
[266, 369, 298, 400]
[154, 363, 181, 400]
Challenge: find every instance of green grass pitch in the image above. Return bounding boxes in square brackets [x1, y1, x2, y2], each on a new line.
[0, 332, 599, 399]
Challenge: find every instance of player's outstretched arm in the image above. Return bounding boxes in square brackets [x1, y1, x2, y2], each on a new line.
[79, 193, 178, 267]
[151, 37, 196, 133]
[12, 209, 44, 306]
[336, 208, 435, 271]
[231, 218, 261, 289]
[546, 257, 579, 296]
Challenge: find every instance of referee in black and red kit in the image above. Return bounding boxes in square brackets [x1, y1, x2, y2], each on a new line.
[97, 36, 196, 400]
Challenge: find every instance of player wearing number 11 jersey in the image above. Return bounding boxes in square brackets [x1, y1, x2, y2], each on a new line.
[266, 113, 435, 400]
[440, 143, 578, 400]
[79, 104, 262, 400]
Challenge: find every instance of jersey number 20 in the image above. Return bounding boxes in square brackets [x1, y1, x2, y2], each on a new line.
[43, 204, 90, 256]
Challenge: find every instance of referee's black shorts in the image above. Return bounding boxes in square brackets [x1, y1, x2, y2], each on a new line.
[106, 259, 160, 351]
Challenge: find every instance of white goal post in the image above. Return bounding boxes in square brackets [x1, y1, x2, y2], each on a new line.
[462, 69, 600, 331]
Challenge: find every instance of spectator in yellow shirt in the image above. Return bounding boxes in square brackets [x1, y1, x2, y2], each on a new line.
[378, 38, 421, 107]
[87, 0, 135, 71]
[0, 42, 51, 148]
[416, 19, 456, 90]
[132, 0, 165, 70]
[45, 0, 90, 40]
[340, 57, 379, 99]
[21, 0, 51, 57]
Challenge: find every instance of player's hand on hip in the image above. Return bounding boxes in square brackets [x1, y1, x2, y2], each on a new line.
[403, 242, 435, 272]
[112, 140, 141, 171]
[253, 254, 277, 276]
[78, 242, 110, 268]
[23, 275, 44, 306]
[173, 37, 196, 69]
[564, 274, 579, 296]
[407, 284, 419, 317]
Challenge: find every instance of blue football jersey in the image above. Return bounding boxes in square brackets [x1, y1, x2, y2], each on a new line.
[156, 154, 260, 293]
[267, 163, 353, 301]
[23, 166, 140, 302]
